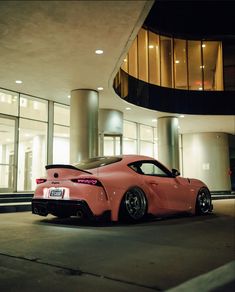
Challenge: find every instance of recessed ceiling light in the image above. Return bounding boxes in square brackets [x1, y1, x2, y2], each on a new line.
[68, 95, 71, 99]
[149, 45, 154, 49]
[95, 49, 103, 55]
[180, 115, 185, 118]
[15, 80, 22, 84]
[200, 65, 205, 68]
[152, 119, 157, 122]
[125, 107, 131, 110]
[202, 44, 206, 48]
[97, 87, 103, 91]
[124, 58, 127, 62]
[199, 87, 203, 90]
[175, 60, 180, 64]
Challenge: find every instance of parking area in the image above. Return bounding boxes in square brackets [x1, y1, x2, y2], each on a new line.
[0, 199, 234, 291]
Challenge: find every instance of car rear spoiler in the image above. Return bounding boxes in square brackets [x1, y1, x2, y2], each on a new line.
[45, 164, 92, 174]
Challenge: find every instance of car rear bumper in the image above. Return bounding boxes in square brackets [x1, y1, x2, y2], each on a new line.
[32, 198, 94, 219]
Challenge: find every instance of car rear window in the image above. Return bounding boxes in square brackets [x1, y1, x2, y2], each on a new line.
[73, 156, 122, 170]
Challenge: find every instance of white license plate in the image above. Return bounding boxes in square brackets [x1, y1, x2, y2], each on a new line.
[50, 189, 63, 197]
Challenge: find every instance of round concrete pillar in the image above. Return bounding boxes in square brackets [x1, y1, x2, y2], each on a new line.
[70, 89, 98, 162]
[99, 109, 123, 134]
[157, 116, 179, 170]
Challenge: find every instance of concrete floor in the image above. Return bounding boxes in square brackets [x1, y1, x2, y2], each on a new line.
[0, 199, 234, 292]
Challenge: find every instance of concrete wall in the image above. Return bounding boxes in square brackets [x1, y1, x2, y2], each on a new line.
[182, 132, 231, 192]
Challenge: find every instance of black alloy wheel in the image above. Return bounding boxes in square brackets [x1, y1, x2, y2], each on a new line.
[120, 187, 147, 222]
[196, 187, 212, 215]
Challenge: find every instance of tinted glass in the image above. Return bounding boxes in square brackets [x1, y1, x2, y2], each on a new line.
[74, 156, 122, 170]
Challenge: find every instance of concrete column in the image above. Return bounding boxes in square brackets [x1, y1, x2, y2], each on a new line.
[157, 116, 179, 170]
[182, 132, 231, 192]
[99, 109, 123, 156]
[70, 89, 98, 162]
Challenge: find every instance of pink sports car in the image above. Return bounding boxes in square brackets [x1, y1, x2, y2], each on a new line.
[32, 155, 213, 222]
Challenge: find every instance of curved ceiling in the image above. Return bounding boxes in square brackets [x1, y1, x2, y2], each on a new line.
[0, 0, 234, 135]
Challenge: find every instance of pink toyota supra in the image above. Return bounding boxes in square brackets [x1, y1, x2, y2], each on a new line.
[32, 155, 213, 222]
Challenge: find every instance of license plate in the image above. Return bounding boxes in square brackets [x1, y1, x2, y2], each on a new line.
[49, 189, 63, 197]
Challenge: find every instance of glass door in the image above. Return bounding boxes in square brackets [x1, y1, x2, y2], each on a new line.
[0, 116, 17, 193]
[99, 134, 122, 156]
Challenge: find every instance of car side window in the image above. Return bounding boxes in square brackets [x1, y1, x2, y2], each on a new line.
[139, 162, 168, 176]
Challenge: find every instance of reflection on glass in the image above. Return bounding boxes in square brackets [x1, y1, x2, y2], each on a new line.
[160, 35, 173, 87]
[17, 118, 47, 191]
[0, 89, 19, 116]
[148, 31, 160, 85]
[174, 39, 187, 89]
[20, 94, 48, 121]
[123, 138, 137, 154]
[188, 40, 202, 90]
[138, 28, 148, 82]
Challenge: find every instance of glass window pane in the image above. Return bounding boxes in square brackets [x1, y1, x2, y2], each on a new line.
[174, 38, 187, 89]
[203, 41, 223, 90]
[123, 120, 137, 139]
[160, 36, 173, 88]
[188, 40, 203, 90]
[123, 138, 137, 154]
[138, 28, 148, 82]
[128, 38, 138, 78]
[0, 89, 19, 116]
[17, 119, 47, 191]
[20, 94, 48, 121]
[140, 141, 153, 157]
[140, 124, 153, 141]
[54, 103, 70, 126]
[0, 117, 15, 191]
[148, 31, 160, 85]
[53, 125, 69, 164]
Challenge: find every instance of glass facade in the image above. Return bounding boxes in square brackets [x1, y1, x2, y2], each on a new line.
[121, 28, 223, 91]
[0, 88, 157, 193]
[0, 88, 70, 193]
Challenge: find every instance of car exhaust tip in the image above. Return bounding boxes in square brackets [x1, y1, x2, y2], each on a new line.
[77, 210, 83, 219]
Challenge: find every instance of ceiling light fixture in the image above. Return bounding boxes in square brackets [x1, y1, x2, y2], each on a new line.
[202, 44, 206, 48]
[15, 80, 22, 84]
[180, 115, 185, 118]
[175, 60, 180, 64]
[125, 107, 131, 110]
[97, 87, 103, 91]
[95, 49, 103, 55]
[199, 87, 203, 90]
[148, 45, 154, 49]
[152, 119, 157, 122]
[68, 95, 71, 99]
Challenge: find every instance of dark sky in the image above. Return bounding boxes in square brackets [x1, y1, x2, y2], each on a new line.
[144, 0, 235, 40]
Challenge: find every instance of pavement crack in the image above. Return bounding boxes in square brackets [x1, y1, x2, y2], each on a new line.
[0, 252, 162, 291]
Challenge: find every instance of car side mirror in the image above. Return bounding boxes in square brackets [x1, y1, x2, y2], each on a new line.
[172, 168, 180, 177]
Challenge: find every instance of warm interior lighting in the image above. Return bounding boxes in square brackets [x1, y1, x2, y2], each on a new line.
[202, 44, 206, 48]
[148, 45, 154, 49]
[199, 87, 203, 90]
[68, 95, 71, 99]
[152, 119, 157, 122]
[175, 60, 180, 64]
[124, 58, 127, 62]
[97, 87, 103, 91]
[125, 107, 131, 110]
[180, 115, 185, 118]
[200, 65, 205, 68]
[15, 80, 22, 84]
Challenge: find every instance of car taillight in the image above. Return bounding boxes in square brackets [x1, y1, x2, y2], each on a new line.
[36, 178, 47, 184]
[71, 178, 102, 187]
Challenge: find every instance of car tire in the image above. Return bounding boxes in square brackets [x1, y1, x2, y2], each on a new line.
[196, 187, 212, 215]
[119, 187, 147, 222]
